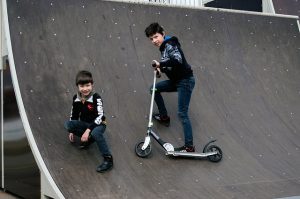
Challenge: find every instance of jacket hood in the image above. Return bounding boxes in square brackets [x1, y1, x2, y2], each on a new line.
[160, 36, 180, 51]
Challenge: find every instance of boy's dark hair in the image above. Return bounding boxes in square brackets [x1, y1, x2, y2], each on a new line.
[145, 22, 164, 37]
[76, 70, 93, 86]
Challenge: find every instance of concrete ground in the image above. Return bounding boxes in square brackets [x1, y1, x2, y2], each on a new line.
[0, 190, 19, 199]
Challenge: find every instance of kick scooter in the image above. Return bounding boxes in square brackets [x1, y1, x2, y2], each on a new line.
[135, 70, 222, 162]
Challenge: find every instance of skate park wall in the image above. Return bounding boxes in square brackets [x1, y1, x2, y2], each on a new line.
[5, 0, 300, 198]
[272, 0, 300, 17]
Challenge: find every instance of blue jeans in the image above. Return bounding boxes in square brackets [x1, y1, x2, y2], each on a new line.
[151, 76, 195, 146]
[64, 120, 111, 156]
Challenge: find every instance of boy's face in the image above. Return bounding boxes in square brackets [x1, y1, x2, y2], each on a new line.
[149, 32, 165, 47]
[78, 83, 93, 97]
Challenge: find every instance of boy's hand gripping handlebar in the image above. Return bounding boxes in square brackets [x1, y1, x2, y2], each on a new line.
[151, 60, 161, 78]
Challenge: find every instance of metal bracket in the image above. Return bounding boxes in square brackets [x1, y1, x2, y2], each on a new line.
[1, 55, 8, 70]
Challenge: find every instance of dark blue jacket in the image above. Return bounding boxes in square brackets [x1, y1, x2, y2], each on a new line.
[159, 36, 193, 82]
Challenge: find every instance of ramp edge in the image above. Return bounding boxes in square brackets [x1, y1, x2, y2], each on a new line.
[105, 0, 299, 19]
[1, 0, 64, 198]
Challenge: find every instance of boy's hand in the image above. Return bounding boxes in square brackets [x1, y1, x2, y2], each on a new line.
[151, 60, 160, 69]
[81, 129, 91, 142]
[156, 68, 161, 78]
[69, 133, 75, 143]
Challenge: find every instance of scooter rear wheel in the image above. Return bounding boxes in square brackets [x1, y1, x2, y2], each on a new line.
[135, 141, 152, 158]
[205, 145, 222, 162]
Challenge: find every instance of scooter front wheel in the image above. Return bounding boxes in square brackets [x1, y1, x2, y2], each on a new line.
[205, 145, 223, 163]
[135, 141, 152, 158]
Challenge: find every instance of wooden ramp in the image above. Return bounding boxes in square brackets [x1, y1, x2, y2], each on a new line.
[6, 0, 300, 198]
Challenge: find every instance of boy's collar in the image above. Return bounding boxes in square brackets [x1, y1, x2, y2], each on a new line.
[75, 92, 94, 102]
[164, 35, 171, 41]
[159, 35, 172, 51]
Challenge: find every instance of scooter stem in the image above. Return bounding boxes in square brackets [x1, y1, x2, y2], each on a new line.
[148, 70, 157, 128]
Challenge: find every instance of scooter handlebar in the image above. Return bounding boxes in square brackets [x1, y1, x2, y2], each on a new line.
[151, 60, 158, 68]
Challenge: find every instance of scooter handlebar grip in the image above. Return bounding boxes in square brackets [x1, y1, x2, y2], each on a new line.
[151, 60, 157, 68]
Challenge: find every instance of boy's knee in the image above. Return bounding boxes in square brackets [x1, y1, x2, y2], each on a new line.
[64, 120, 79, 131]
[91, 125, 105, 138]
[177, 111, 184, 118]
[64, 121, 71, 130]
[178, 111, 188, 122]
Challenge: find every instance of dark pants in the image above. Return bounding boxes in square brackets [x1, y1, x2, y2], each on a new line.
[64, 120, 111, 156]
[151, 76, 195, 146]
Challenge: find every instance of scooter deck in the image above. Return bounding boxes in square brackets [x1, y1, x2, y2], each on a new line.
[166, 151, 218, 158]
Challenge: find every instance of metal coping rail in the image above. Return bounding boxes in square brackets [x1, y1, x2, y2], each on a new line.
[105, 0, 299, 19]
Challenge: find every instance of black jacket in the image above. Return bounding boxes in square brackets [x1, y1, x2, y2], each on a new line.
[69, 92, 105, 131]
[159, 36, 193, 82]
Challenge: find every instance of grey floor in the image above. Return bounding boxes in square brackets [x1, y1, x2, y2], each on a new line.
[0, 191, 19, 199]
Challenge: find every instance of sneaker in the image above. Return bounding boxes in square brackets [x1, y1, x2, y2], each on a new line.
[96, 155, 113, 173]
[79, 142, 90, 149]
[174, 145, 195, 152]
[153, 113, 170, 127]
[79, 136, 95, 149]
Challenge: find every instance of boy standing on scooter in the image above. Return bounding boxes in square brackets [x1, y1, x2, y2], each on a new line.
[64, 70, 113, 172]
[145, 22, 196, 152]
